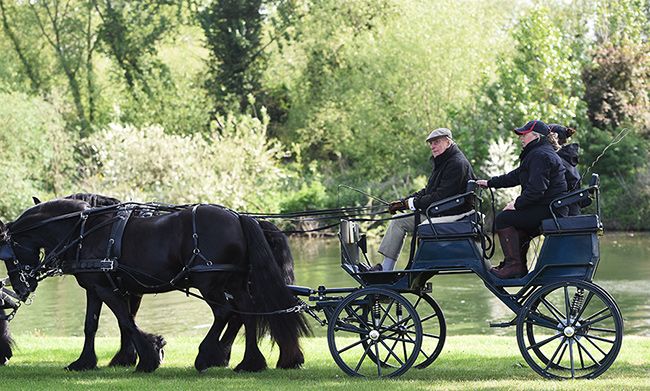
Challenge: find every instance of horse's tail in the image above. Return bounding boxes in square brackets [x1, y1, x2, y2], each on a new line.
[239, 215, 310, 368]
[0, 310, 13, 365]
[258, 220, 295, 284]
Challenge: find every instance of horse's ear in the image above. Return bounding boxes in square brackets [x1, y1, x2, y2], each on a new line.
[32, 196, 41, 205]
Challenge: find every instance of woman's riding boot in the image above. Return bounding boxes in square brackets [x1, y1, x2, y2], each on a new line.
[491, 227, 527, 279]
[517, 229, 532, 270]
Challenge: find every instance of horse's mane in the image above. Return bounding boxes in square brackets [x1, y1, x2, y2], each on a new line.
[65, 193, 121, 207]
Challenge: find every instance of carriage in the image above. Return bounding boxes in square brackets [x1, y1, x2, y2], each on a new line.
[0, 173, 622, 379]
[287, 173, 623, 379]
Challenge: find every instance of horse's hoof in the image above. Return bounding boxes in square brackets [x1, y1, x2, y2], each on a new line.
[65, 360, 97, 371]
[135, 362, 159, 373]
[1, 357, 8, 366]
[234, 359, 267, 372]
[108, 351, 137, 367]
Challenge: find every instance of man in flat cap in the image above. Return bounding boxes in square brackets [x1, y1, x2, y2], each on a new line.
[370, 128, 475, 271]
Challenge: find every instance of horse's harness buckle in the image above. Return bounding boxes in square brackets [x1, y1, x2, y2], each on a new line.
[101, 258, 115, 272]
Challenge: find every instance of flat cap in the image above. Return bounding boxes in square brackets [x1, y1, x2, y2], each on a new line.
[425, 128, 453, 142]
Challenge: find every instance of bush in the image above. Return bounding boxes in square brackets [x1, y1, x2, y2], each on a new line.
[78, 109, 288, 211]
[0, 92, 76, 220]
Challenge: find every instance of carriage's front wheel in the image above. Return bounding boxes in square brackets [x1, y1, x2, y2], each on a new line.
[516, 280, 623, 379]
[327, 287, 422, 377]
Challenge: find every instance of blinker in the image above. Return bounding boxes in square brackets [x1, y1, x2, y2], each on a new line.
[0, 243, 16, 261]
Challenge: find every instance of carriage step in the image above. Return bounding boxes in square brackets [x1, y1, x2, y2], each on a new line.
[489, 320, 515, 328]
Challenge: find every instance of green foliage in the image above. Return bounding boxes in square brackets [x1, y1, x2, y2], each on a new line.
[268, 0, 519, 197]
[78, 110, 288, 211]
[455, 6, 583, 169]
[279, 176, 327, 213]
[582, 44, 650, 134]
[199, 0, 266, 114]
[0, 92, 76, 220]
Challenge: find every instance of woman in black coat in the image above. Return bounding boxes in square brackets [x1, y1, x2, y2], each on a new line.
[477, 120, 568, 279]
[548, 124, 587, 216]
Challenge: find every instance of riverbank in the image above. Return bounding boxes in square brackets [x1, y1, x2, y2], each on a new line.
[1, 335, 648, 390]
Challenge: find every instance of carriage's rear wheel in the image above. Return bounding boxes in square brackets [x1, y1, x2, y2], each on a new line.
[327, 287, 422, 377]
[516, 280, 623, 379]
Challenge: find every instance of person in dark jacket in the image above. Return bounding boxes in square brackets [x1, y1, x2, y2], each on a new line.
[371, 128, 475, 271]
[477, 120, 568, 279]
[548, 124, 585, 215]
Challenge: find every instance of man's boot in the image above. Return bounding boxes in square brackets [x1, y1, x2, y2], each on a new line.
[491, 226, 527, 279]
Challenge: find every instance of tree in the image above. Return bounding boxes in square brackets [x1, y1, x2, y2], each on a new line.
[198, 0, 266, 115]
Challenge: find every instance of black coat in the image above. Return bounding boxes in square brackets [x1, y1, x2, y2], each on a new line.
[557, 143, 580, 191]
[410, 143, 475, 215]
[558, 143, 588, 215]
[488, 138, 567, 210]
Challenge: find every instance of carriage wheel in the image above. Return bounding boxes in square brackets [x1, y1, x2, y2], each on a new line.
[362, 292, 446, 369]
[516, 280, 623, 379]
[327, 287, 422, 377]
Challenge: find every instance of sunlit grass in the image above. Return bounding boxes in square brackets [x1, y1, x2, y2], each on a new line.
[1, 335, 648, 390]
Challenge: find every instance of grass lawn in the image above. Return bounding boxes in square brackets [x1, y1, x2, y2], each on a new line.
[1, 335, 648, 390]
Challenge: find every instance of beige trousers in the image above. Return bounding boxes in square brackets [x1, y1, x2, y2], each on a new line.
[378, 211, 474, 261]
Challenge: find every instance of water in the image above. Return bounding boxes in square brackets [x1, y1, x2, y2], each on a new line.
[7, 232, 650, 338]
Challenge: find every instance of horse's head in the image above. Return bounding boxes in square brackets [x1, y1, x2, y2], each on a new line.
[0, 199, 90, 301]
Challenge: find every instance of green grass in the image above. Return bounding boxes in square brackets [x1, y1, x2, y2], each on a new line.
[1, 335, 649, 390]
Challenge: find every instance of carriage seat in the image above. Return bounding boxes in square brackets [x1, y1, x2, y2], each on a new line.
[417, 211, 479, 238]
[541, 214, 602, 235]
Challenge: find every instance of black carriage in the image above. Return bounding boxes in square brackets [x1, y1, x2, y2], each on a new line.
[290, 173, 623, 379]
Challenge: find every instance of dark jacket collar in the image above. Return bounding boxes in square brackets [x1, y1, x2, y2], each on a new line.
[557, 143, 580, 166]
[519, 137, 548, 160]
[431, 143, 460, 166]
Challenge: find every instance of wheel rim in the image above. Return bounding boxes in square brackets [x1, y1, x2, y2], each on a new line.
[327, 288, 423, 377]
[517, 281, 623, 379]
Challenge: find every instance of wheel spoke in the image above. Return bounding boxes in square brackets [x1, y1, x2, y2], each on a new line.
[354, 341, 373, 372]
[526, 313, 561, 330]
[583, 307, 609, 323]
[571, 291, 595, 327]
[583, 335, 609, 356]
[577, 341, 586, 369]
[577, 333, 615, 345]
[374, 339, 382, 377]
[569, 340, 575, 378]
[543, 337, 566, 370]
[588, 326, 617, 333]
[555, 343, 568, 368]
[377, 299, 396, 329]
[575, 338, 602, 367]
[344, 306, 373, 331]
[379, 338, 405, 366]
[333, 323, 368, 335]
[564, 286, 571, 323]
[417, 312, 439, 323]
[422, 332, 441, 339]
[540, 297, 565, 323]
[579, 313, 613, 329]
[338, 335, 372, 354]
[527, 332, 563, 351]
[382, 334, 401, 366]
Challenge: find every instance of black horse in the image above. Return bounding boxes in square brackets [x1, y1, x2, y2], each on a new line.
[59, 193, 297, 370]
[0, 198, 307, 372]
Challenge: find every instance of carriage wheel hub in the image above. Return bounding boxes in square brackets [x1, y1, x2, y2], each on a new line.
[369, 329, 380, 341]
[563, 326, 576, 337]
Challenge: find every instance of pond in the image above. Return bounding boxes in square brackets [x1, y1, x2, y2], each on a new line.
[7, 232, 650, 338]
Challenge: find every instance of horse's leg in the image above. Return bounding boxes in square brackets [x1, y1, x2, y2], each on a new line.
[109, 294, 142, 367]
[218, 314, 243, 366]
[93, 286, 160, 372]
[66, 289, 102, 371]
[193, 280, 232, 372]
[231, 293, 267, 372]
[0, 310, 12, 365]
